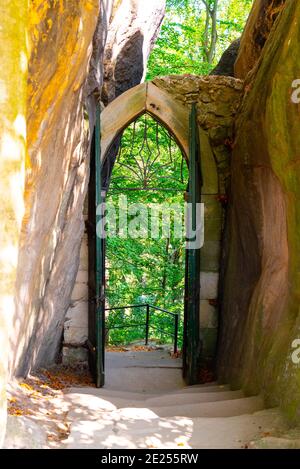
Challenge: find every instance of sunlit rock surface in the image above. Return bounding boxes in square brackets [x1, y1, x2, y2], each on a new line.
[0, 0, 27, 446]
[11, 0, 100, 377]
[102, 0, 165, 104]
[218, 0, 300, 423]
[64, 1, 166, 360]
[10, 0, 166, 376]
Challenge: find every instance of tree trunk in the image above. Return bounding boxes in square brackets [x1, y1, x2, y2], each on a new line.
[202, 0, 219, 64]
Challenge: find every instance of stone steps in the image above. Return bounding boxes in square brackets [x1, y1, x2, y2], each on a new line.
[142, 389, 244, 407]
[60, 352, 286, 448]
[5, 351, 288, 449]
[144, 396, 264, 418]
[170, 383, 230, 393]
[64, 408, 286, 449]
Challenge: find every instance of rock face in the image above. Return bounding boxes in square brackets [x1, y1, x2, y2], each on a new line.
[218, 0, 300, 423]
[11, 0, 101, 377]
[210, 39, 241, 77]
[234, 0, 286, 79]
[102, 0, 165, 104]
[0, 0, 27, 446]
[10, 0, 166, 377]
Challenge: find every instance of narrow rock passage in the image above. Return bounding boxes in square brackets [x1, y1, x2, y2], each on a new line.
[5, 349, 289, 449]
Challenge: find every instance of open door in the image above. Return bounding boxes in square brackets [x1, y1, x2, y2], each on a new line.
[87, 105, 105, 388]
[183, 103, 202, 385]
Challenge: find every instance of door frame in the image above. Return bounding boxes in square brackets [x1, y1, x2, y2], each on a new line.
[88, 84, 202, 387]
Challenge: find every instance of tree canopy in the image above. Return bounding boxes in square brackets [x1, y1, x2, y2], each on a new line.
[147, 0, 253, 79]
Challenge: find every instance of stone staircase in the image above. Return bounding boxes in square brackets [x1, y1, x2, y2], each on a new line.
[60, 350, 287, 449]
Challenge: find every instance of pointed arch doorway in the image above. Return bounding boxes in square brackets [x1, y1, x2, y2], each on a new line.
[87, 83, 202, 388]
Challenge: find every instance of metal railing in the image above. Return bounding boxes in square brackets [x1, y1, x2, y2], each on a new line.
[105, 303, 179, 354]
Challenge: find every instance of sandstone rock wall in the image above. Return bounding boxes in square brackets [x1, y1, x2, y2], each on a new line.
[10, 0, 101, 376]
[0, 0, 27, 446]
[153, 76, 243, 194]
[102, 0, 165, 105]
[219, 0, 300, 423]
[9, 0, 166, 376]
[234, 0, 286, 79]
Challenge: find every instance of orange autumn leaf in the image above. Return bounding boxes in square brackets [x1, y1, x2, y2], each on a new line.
[19, 382, 34, 391]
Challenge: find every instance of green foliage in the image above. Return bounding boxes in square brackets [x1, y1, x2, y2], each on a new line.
[147, 0, 253, 79]
[105, 115, 188, 346]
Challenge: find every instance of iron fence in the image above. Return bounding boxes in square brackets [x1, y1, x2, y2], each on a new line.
[105, 303, 180, 354]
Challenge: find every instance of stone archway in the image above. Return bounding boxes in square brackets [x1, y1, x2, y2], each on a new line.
[101, 80, 220, 197]
[64, 77, 239, 370]
[98, 81, 221, 370]
[101, 82, 189, 160]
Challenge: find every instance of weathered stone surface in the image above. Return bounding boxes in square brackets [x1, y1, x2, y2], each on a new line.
[65, 301, 89, 341]
[4, 416, 47, 449]
[153, 75, 243, 120]
[11, 0, 100, 377]
[71, 282, 88, 302]
[75, 270, 89, 284]
[9, 0, 166, 375]
[61, 2, 166, 362]
[154, 75, 243, 193]
[199, 129, 218, 195]
[0, 0, 27, 445]
[200, 301, 218, 329]
[210, 38, 241, 77]
[201, 328, 218, 359]
[249, 436, 300, 449]
[218, 0, 300, 423]
[62, 346, 88, 365]
[235, 0, 286, 79]
[200, 273, 219, 300]
[102, 0, 166, 105]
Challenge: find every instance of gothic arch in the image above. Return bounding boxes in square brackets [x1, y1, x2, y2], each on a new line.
[101, 82, 189, 160]
[100, 81, 218, 194]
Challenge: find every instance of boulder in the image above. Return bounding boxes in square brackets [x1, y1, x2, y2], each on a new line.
[210, 38, 241, 77]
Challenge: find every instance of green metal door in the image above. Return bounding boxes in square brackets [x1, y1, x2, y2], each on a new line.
[87, 104, 105, 388]
[183, 103, 202, 385]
